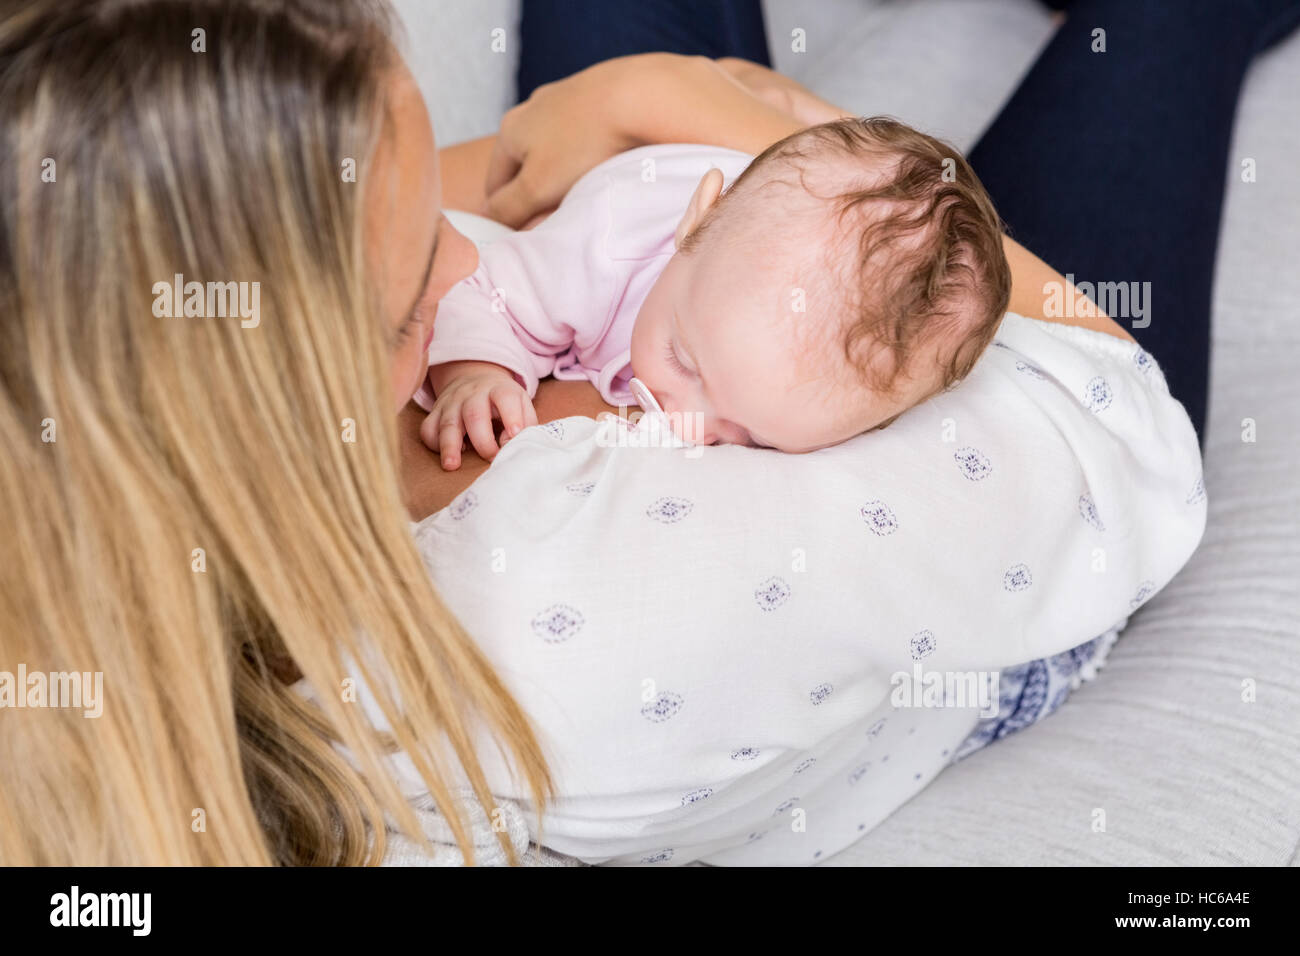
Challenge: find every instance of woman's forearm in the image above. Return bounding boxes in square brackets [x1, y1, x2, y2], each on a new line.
[1002, 235, 1137, 343]
[469, 53, 817, 227]
[444, 55, 1138, 350]
[619, 54, 807, 155]
[439, 135, 495, 216]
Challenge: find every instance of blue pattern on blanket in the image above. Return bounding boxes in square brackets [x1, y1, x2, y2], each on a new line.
[951, 634, 1109, 762]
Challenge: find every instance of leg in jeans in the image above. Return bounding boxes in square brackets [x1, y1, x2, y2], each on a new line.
[516, 0, 771, 101]
[969, 0, 1300, 442]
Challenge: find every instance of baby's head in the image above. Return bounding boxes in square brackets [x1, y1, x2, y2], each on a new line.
[629, 117, 1011, 452]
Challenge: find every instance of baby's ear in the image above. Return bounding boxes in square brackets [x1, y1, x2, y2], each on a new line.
[674, 167, 726, 251]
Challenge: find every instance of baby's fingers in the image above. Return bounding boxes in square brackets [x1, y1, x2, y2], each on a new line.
[461, 391, 502, 461]
[493, 385, 535, 442]
[419, 410, 441, 453]
[421, 407, 467, 471]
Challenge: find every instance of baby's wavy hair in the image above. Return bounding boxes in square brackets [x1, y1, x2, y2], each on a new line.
[681, 117, 1011, 428]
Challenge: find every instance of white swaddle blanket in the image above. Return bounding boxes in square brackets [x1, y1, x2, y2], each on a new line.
[372, 300, 1206, 866]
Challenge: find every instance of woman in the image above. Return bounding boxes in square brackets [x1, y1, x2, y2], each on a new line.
[0, 0, 1220, 865]
[1, 0, 531, 865]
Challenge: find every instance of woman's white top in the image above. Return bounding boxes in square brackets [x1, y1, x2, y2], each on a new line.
[297, 209, 1206, 868]
[308, 212, 1207, 866]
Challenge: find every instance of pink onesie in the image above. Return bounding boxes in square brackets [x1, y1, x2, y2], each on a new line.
[414, 144, 756, 412]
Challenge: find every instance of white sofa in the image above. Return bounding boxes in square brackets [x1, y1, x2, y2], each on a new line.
[390, 0, 1300, 866]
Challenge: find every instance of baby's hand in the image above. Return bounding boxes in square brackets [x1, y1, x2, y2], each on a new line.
[420, 361, 538, 470]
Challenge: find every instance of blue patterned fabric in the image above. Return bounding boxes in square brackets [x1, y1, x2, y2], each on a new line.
[952, 630, 1118, 762]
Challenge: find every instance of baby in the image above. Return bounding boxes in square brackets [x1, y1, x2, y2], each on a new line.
[415, 116, 1011, 468]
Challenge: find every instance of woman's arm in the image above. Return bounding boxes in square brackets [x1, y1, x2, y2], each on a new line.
[457, 54, 1137, 342]
[1002, 235, 1137, 343]
[439, 135, 495, 218]
[476, 54, 805, 227]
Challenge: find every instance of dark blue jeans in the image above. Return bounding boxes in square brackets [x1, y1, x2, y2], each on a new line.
[517, 0, 771, 97]
[517, 0, 1300, 443]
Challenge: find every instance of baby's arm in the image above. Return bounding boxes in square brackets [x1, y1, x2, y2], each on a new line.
[415, 270, 547, 469]
[416, 256, 566, 410]
[419, 178, 619, 465]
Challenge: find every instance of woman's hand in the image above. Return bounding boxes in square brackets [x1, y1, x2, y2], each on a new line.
[484, 53, 810, 228]
[483, 55, 649, 228]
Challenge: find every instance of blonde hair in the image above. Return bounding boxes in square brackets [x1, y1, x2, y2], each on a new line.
[0, 0, 552, 864]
